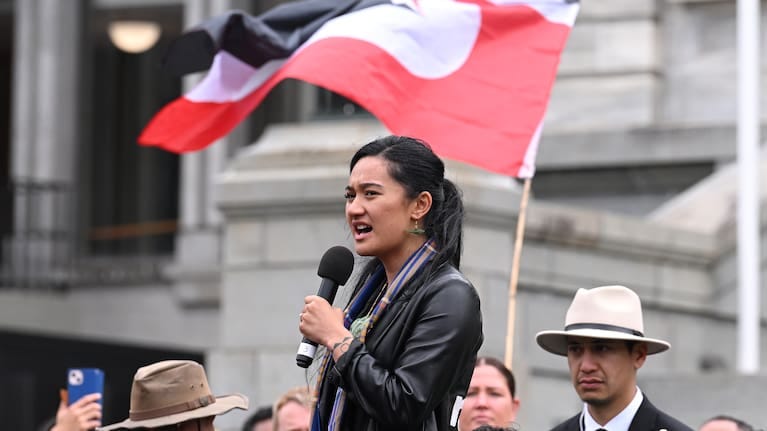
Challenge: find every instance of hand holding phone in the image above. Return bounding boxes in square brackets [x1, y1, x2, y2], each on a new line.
[53, 392, 102, 431]
[53, 368, 104, 431]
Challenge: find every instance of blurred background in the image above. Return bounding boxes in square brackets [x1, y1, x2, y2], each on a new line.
[1, 0, 766, 430]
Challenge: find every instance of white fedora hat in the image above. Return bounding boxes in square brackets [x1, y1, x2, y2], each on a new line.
[99, 360, 248, 430]
[535, 285, 670, 356]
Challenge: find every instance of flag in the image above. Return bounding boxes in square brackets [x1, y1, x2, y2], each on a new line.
[140, 0, 579, 178]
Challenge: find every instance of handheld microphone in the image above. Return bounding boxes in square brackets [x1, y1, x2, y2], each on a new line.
[296, 245, 355, 368]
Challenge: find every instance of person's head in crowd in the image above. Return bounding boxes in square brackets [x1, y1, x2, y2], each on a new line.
[699, 415, 755, 431]
[459, 356, 520, 431]
[98, 360, 248, 431]
[242, 405, 273, 431]
[272, 387, 312, 431]
[471, 425, 516, 431]
[536, 285, 693, 430]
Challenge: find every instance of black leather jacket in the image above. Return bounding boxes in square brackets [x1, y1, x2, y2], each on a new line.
[315, 264, 483, 431]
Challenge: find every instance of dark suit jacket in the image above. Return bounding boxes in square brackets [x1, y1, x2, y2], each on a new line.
[549, 396, 693, 431]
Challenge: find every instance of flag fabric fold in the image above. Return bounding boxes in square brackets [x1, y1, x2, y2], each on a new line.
[140, 0, 579, 178]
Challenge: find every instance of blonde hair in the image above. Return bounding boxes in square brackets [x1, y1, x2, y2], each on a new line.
[272, 386, 314, 431]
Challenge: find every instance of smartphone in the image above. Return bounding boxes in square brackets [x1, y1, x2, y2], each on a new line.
[67, 368, 104, 406]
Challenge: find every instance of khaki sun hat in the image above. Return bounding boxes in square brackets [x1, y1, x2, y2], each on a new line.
[535, 285, 671, 356]
[98, 360, 248, 430]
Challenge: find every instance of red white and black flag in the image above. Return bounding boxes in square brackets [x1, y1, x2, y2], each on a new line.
[140, 0, 579, 178]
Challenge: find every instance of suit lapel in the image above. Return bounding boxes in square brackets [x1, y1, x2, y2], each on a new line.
[628, 397, 658, 431]
[564, 414, 581, 431]
[570, 415, 581, 431]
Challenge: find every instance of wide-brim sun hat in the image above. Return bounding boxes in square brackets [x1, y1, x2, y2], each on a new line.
[535, 285, 671, 356]
[98, 360, 248, 430]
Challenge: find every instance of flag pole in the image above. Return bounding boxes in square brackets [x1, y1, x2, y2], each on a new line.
[504, 177, 532, 369]
[736, 0, 760, 374]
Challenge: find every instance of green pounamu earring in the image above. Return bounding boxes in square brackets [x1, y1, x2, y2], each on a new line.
[406, 219, 426, 235]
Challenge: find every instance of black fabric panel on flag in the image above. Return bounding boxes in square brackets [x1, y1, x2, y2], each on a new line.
[162, 0, 393, 76]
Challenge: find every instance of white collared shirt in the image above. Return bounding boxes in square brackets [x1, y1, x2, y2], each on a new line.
[580, 386, 643, 431]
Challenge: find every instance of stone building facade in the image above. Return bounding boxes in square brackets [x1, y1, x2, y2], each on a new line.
[1, 0, 766, 430]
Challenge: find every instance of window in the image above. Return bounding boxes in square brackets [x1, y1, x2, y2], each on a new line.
[82, 5, 183, 257]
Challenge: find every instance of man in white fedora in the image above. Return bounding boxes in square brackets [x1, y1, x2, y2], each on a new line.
[536, 285, 693, 431]
[98, 360, 248, 431]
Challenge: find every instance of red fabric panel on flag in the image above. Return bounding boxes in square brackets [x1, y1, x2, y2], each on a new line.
[280, 6, 570, 176]
[140, 83, 273, 154]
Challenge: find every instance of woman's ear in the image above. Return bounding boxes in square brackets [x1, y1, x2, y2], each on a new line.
[411, 191, 433, 220]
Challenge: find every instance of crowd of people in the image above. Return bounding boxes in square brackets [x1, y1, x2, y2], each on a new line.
[46, 353, 756, 431]
[42, 136, 760, 431]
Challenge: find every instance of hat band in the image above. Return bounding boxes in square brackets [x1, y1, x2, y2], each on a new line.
[130, 395, 216, 421]
[565, 322, 643, 337]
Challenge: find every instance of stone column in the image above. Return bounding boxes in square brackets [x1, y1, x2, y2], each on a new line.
[7, 0, 83, 287]
[170, 0, 251, 306]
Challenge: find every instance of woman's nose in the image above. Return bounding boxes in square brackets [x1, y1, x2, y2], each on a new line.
[346, 197, 364, 215]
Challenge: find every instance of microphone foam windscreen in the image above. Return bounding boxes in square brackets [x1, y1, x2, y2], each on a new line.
[317, 246, 355, 285]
